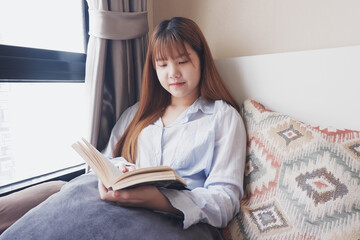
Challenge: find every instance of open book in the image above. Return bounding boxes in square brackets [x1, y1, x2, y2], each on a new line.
[72, 138, 187, 190]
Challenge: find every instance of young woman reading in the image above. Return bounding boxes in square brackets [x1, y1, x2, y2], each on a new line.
[0, 17, 246, 240]
[100, 17, 246, 230]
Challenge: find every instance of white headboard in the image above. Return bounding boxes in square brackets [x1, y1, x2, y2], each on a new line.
[214, 45, 360, 131]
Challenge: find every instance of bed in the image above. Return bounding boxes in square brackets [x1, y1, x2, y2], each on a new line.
[1, 45, 359, 240]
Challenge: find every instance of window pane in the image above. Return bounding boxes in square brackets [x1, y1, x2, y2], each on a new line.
[0, 0, 85, 53]
[0, 83, 89, 186]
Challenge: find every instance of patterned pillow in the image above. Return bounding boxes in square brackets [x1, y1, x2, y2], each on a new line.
[223, 99, 360, 240]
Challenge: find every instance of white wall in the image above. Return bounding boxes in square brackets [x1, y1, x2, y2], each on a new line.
[214, 45, 360, 130]
[149, 0, 360, 59]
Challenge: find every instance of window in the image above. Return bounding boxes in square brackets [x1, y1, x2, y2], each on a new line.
[0, 0, 86, 52]
[0, 0, 87, 82]
[0, 0, 89, 193]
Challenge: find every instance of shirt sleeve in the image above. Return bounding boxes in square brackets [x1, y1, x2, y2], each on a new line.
[160, 105, 247, 229]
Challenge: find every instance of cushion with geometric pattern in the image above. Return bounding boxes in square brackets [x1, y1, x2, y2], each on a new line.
[223, 99, 360, 240]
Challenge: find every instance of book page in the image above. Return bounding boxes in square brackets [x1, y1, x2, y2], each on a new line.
[72, 142, 110, 187]
[113, 165, 174, 183]
[81, 138, 123, 182]
[112, 171, 186, 190]
[72, 139, 123, 188]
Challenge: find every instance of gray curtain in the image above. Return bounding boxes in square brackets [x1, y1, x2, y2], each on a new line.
[85, 0, 148, 151]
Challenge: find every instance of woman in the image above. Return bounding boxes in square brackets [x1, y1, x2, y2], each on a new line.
[0, 17, 246, 240]
[100, 17, 246, 230]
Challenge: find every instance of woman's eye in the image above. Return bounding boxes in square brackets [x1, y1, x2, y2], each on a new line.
[179, 60, 188, 64]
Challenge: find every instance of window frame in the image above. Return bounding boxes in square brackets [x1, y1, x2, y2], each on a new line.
[0, 45, 86, 82]
[0, 165, 85, 197]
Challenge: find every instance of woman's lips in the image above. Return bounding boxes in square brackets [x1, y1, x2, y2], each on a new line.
[170, 82, 185, 87]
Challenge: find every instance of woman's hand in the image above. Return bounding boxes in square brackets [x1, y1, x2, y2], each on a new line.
[97, 180, 183, 216]
[98, 181, 159, 207]
[116, 162, 137, 173]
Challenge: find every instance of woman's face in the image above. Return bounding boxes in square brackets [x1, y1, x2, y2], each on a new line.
[154, 42, 201, 104]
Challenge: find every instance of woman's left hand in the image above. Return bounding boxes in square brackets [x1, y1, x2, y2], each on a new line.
[98, 181, 160, 207]
[97, 180, 183, 216]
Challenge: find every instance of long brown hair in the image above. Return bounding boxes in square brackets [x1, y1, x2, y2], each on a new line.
[113, 17, 239, 163]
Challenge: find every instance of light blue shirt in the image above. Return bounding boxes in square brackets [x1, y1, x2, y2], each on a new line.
[103, 97, 246, 229]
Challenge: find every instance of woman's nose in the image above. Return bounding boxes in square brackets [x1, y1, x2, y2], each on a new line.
[169, 64, 180, 79]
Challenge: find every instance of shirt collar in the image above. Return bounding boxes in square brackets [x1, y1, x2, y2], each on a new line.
[186, 97, 214, 115]
[153, 97, 215, 127]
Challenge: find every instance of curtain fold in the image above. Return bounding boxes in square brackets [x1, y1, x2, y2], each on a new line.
[85, 0, 148, 152]
[88, 9, 148, 40]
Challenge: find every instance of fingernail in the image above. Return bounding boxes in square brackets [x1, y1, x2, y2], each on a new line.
[114, 191, 119, 198]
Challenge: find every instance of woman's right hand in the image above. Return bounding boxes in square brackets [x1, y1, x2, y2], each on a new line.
[116, 162, 137, 173]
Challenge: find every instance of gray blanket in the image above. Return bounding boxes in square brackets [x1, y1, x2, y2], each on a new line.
[0, 173, 224, 240]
